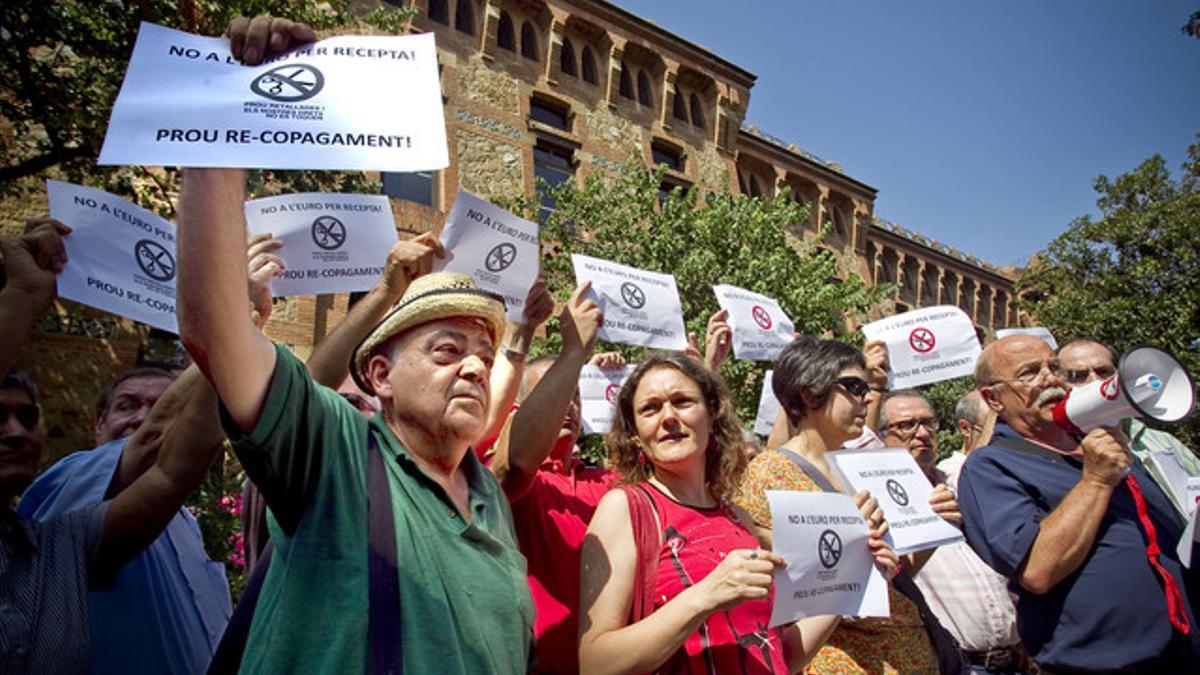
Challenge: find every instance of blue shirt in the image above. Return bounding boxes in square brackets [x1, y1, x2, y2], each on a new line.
[18, 439, 232, 675]
[958, 424, 1200, 671]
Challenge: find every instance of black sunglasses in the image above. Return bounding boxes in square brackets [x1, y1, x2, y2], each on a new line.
[835, 376, 872, 399]
[1064, 366, 1117, 385]
[0, 403, 40, 430]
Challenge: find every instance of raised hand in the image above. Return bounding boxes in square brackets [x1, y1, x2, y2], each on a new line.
[3, 219, 71, 301]
[863, 340, 889, 392]
[560, 281, 602, 360]
[226, 16, 316, 66]
[245, 233, 284, 329]
[380, 232, 444, 300]
[703, 308, 732, 371]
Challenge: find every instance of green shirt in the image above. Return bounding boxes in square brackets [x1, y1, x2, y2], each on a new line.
[1126, 417, 1200, 518]
[224, 345, 534, 674]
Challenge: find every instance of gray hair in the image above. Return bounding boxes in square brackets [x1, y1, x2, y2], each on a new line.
[877, 389, 934, 431]
[955, 393, 984, 426]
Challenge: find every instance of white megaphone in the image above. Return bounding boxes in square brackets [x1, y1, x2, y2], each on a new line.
[1052, 346, 1196, 434]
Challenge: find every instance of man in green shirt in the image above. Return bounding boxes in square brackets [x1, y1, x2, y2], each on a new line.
[177, 173, 534, 671]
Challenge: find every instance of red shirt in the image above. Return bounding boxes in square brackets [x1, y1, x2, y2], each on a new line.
[513, 459, 616, 674]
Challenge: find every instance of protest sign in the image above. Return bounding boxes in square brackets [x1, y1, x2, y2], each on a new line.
[244, 193, 397, 297]
[1147, 449, 1196, 518]
[571, 254, 687, 350]
[1176, 478, 1200, 567]
[578, 364, 637, 435]
[827, 447, 964, 555]
[99, 22, 447, 171]
[713, 284, 795, 361]
[766, 490, 890, 625]
[861, 305, 982, 389]
[753, 370, 781, 436]
[46, 180, 179, 333]
[996, 326, 1058, 350]
[434, 190, 539, 322]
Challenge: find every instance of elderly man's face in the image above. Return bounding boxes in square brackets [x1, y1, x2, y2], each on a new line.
[0, 387, 44, 497]
[881, 396, 938, 471]
[1059, 341, 1117, 389]
[95, 375, 173, 445]
[369, 317, 495, 446]
[984, 336, 1069, 438]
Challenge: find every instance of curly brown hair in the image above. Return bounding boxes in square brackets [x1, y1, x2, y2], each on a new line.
[605, 354, 747, 502]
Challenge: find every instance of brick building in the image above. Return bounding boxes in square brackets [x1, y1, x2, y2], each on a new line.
[8, 0, 1021, 458]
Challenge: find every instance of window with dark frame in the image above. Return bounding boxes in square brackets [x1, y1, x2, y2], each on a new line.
[689, 94, 705, 130]
[382, 171, 435, 206]
[618, 64, 633, 99]
[520, 21, 539, 61]
[581, 46, 598, 84]
[651, 141, 684, 173]
[636, 70, 652, 107]
[454, 0, 475, 34]
[672, 90, 688, 122]
[497, 11, 515, 50]
[534, 142, 574, 223]
[530, 97, 571, 131]
[560, 36, 577, 76]
[429, 0, 449, 24]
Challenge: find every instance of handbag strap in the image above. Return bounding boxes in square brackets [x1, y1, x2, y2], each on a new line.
[776, 448, 839, 494]
[367, 432, 403, 674]
[621, 484, 662, 624]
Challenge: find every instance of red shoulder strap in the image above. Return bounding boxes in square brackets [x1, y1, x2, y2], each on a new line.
[621, 484, 662, 624]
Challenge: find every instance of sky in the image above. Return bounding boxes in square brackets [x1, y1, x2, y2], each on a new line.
[611, 1, 1200, 267]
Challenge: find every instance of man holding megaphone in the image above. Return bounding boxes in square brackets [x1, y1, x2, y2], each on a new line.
[957, 335, 1200, 673]
[1059, 338, 1200, 518]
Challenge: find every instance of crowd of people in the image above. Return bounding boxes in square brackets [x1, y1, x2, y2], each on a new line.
[3, 14, 1200, 675]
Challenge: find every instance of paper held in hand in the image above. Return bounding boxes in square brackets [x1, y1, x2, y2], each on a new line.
[46, 180, 180, 333]
[570, 254, 687, 350]
[766, 490, 890, 626]
[753, 370, 781, 436]
[99, 22, 448, 171]
[243, 192, 398, 297]
[1175, 477, 1200, 568]
[861, 305, 982, 389]
[826, 447, 964, 555]
[434, 190, 540, 323]
[996, 326, 1058, 350]
[578, 364, 637, 435]
[712, 284, 795, 362]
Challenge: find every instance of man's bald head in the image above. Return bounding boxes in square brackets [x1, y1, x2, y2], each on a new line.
[978, 335, 1073, 447]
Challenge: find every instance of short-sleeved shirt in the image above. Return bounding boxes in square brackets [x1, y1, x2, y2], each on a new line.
[0, 502, 108, 675]
[512, 460, 615, 674]
[223, 345, 534, 675]
[18, 439, 232, 675]
[735, 449, 939, 675]
[958, 423, 1200, 670]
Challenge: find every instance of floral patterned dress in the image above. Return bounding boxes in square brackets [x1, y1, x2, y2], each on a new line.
[734, 449, 939, 675]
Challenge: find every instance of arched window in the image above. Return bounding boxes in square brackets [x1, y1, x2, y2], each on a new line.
[689, 93, 705, 130]
[520, 21, 539, 61]
[672, 89, 688, 121]
[618, 63, 633, 99]
[497, 11, 515, 51]
[454, 0, 474, 35]
[429, 0, 449, 25]
[581, 46, 598, 84]
[636, 70, 652, 107]
[560, 36, 577, 76]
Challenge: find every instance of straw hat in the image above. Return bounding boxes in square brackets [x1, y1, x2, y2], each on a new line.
[350, 272, 506, 394]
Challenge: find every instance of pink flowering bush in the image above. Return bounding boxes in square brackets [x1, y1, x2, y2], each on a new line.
[186, 450, 248, 599]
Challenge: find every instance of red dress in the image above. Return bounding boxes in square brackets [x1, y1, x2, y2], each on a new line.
[643, 484, 789, 675]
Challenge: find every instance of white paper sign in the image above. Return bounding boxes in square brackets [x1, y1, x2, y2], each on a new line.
[571, 254, 687, 350]
[99, 23, 448, 171]
[1147, 449, 1195, 518]
[827, 447, 964, 555]
[46, 181, 180, 333]
[861, 305, 982, 389]
[578, 364, 637, 435]
[244, 193, 397, 297]
[996, 326, 1058, 350]
[754, 370, 781, 436]
[713, 284, 795, 362]
[434, 191, 539, 322]
[766, 491, 890, 625]
[1177, 478, 1200, 567]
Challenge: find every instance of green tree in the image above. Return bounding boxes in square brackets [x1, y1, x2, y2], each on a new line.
[501, 158, 895, 460]
[1018, 136, 1200, 447]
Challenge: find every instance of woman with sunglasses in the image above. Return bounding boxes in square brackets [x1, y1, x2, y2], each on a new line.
[734, 336, 936, 673]
[579, 353, 799, 674]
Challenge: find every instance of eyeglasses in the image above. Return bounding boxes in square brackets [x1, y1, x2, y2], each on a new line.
[834, 376, 872, 399]
[887, 416, 940, 439]
[989, 359, 1064, 388]
[0, 403, 40, 430]
[1064, 365, 1117, 385]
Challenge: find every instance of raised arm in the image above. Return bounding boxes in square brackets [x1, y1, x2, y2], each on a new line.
[492, 282, 599, 499]
[476, 279, 554, 446]
[94, 366, 223, 578]
[0, 219, 70, 376]
[305, 233, 442, 387]
[862, 340, 889, 431]
[578, 490, 784, 675]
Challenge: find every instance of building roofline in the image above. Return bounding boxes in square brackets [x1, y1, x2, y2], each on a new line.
[736, 127, 878, 198]
[869, 217, 1018, 285]
[566, 0, 758, 89]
